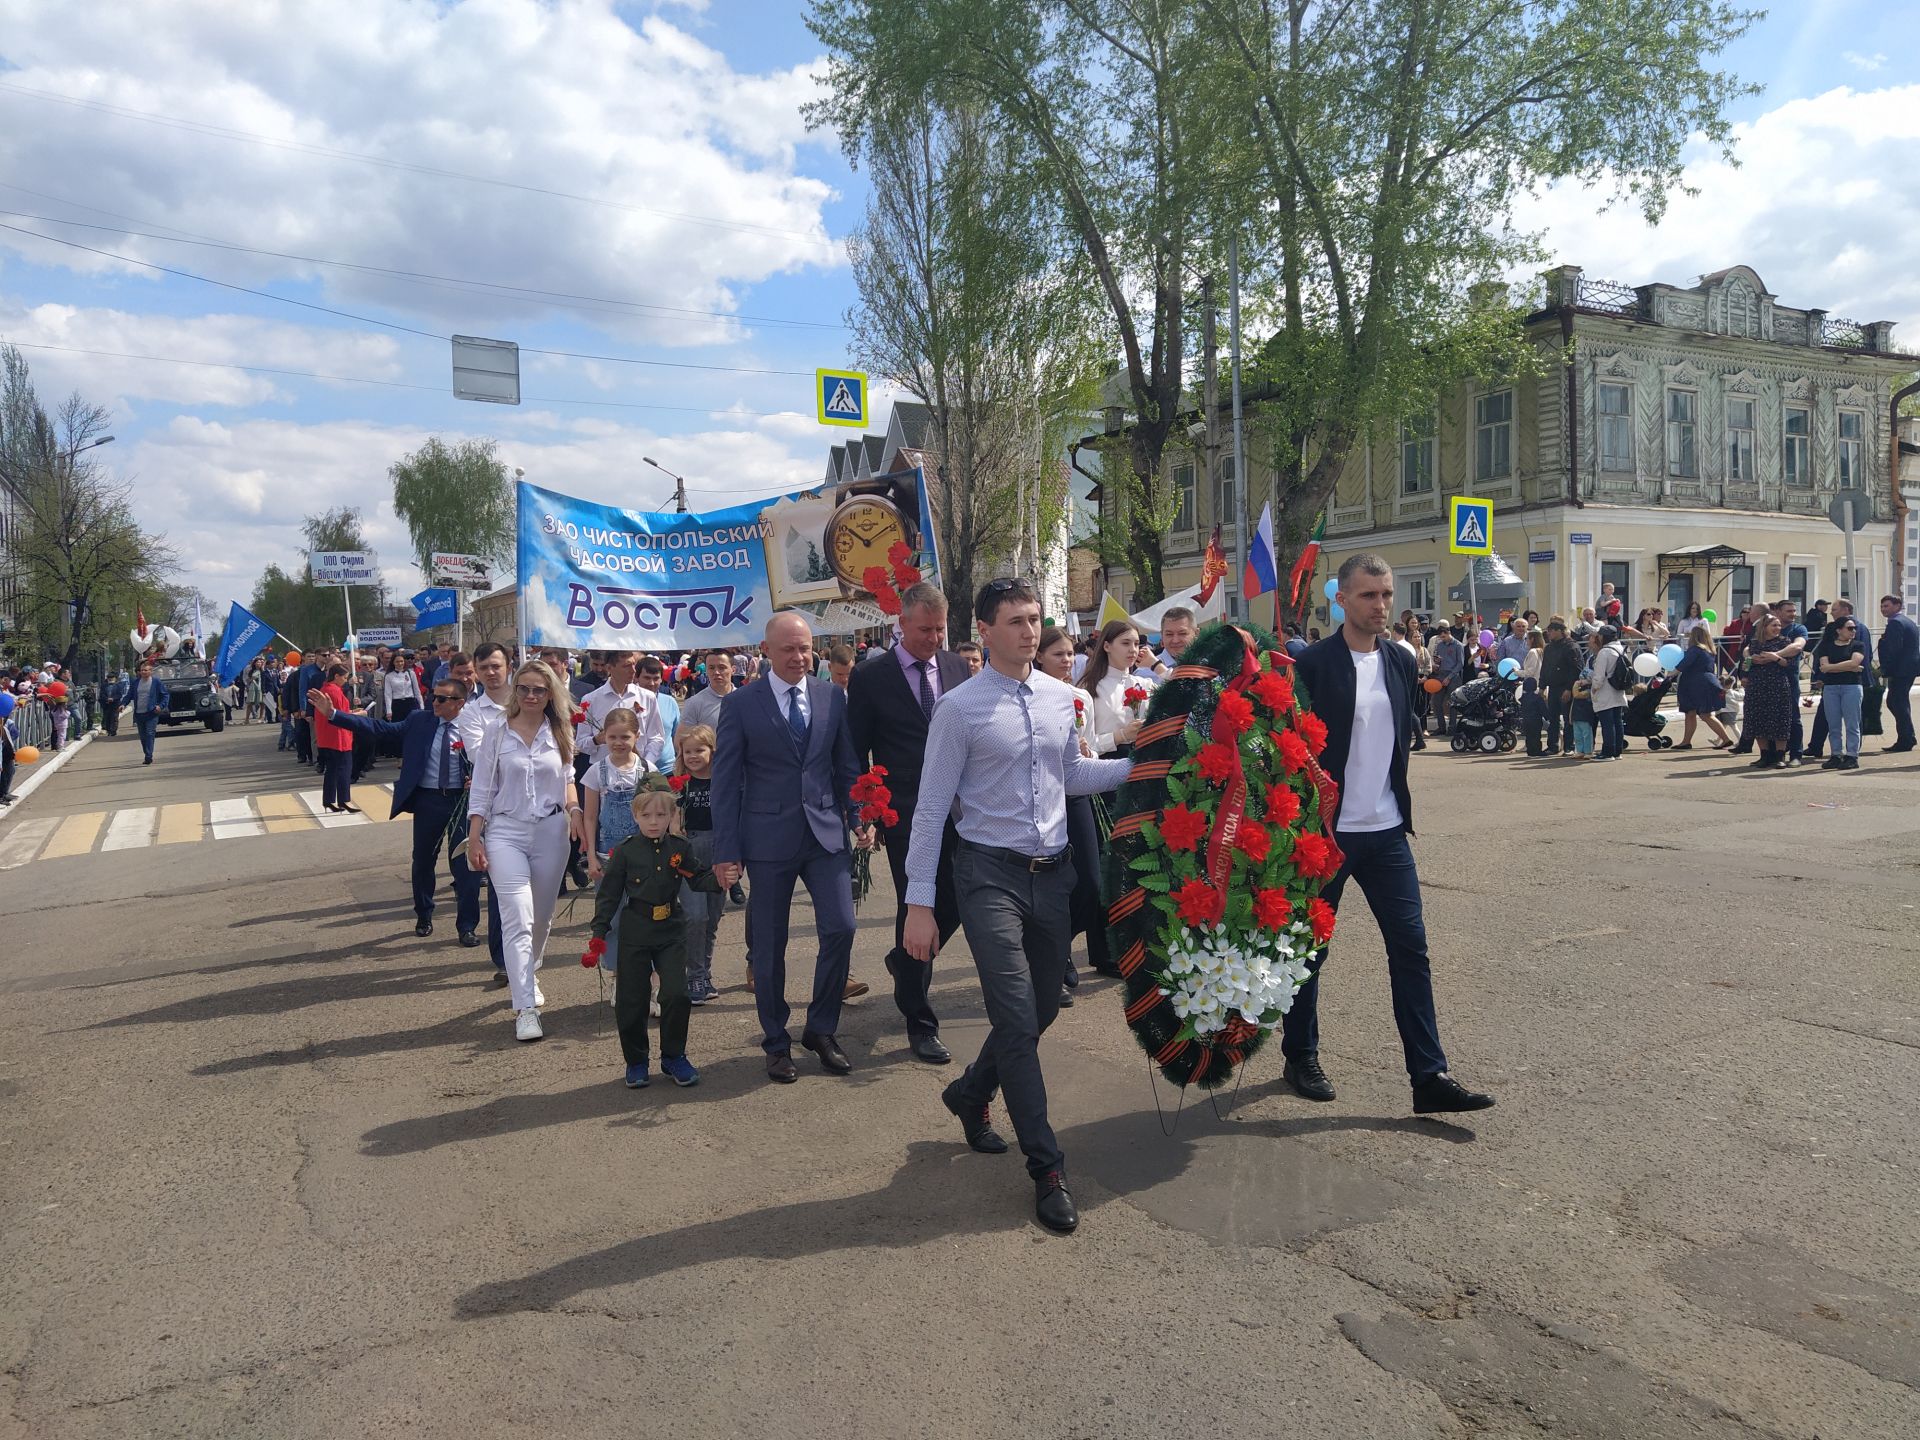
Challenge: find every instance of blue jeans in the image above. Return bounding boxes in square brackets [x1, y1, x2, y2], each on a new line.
[135, 713, 159, 762]
[1821, 685, 1862, 757]
[681, 828, 724, 997]
[1282, 827, 1449, 1083]
[1596, 706, 1625, 758]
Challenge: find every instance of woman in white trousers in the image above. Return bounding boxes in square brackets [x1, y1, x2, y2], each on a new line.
[468, 660, 586, 1042]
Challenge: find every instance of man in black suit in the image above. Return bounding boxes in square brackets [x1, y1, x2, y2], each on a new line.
[846, 582, 972, 1064]
[1284, 553, 1495, 1115]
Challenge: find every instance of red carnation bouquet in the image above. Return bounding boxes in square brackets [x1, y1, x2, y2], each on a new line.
[848, 764, 899, 906]
[1105, 625, 1343, 1089]
[864, 542, 924, 618]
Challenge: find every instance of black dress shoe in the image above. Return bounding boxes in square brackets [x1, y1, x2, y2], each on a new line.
[414, 919, 433, 937]
[458, 930, 479, 948]
[490, 970, 509, 987]
[908, 1033, 951, 1065]
[1283, 1056, 1336, 1102]
[1412, 1072, 1496, 1113]
[1034, 1171, 1078, 1233]
[801, 1032, 852, 1074]
[1057, 985, 1075, 1008]
[942, 1083, 1008, 1153]
[766, 1053, 798, 1084]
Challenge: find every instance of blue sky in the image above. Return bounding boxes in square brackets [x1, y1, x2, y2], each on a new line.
[1, 0, 1916, 620]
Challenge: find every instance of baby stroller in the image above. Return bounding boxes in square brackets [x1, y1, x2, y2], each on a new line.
[1624, 672, 1675, 750]
[1447, 675, 1522, 753]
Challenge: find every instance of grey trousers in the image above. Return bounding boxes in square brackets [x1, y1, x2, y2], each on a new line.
[948, 843, 1076, 1180]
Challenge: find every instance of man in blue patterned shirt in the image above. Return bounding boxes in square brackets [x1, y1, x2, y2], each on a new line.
[904, 577, 1132, 1233]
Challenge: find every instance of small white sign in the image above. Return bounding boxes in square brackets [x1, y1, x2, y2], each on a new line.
[312, 551, 378, 586]
[357, 626, 403, 647]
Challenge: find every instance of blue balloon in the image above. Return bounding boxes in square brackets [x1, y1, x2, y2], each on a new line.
[1329, 602, 1345, 623]
[0, 692, 13, 718]
[1497, 657, 1520, 679]
[1656, 643, 1685, 670]
[1323, 578, 1340, 599]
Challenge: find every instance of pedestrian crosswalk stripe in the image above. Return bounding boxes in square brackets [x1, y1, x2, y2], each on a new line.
[42, 812, 105, 859]
[0, 785, 397, 867]
[102, 807, 158, 852]
[0, 818, 58, 870]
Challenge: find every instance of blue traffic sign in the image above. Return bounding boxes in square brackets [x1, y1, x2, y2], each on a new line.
[816, 368, 868, 428]
[1448, 496, 1494, 556]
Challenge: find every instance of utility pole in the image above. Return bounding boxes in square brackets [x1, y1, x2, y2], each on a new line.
[1201, 273, 1221, 611]
[1229, 237, 1248, 622]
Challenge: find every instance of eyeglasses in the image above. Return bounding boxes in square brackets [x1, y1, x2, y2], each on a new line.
[515, 684, 549, 698]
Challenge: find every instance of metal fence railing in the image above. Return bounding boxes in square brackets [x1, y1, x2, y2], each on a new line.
[6, 693, 93, 748]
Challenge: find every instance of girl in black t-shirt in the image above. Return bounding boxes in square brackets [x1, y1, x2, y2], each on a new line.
[1813, 617, 1868, 770]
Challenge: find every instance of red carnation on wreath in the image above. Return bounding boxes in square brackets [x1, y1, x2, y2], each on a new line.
[1291, 832, 1342, 881]
[1265, 782, 1300, 827]
[1251, 671, 1294, 713]
[1275, 728, 1310, 774]
[1213, 689, 1255, 740]
[1306, 897, 1337, 946]
[1232, 818, 1271, 863]
[1297, 710, 1329, 757]
[1158, 802, 1208, 852]
[1253, 888, 1291, 931]
[1195, 739, 1237, 784]
[1172, 877, 1225, 927]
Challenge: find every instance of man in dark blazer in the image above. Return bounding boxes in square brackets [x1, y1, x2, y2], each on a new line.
[1878, 594, 1919, 752]
[312, 676, 481, 944]
[1285, 553, 1495, 1116]
[846, 583, 972, 1064]
[712, 611, 870, 1083]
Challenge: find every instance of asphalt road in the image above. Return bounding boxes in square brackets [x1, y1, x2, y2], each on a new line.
[2, 719, 1917, 1439]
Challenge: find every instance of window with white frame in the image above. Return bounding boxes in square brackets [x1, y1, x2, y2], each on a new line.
[1598, 383, 1633, 471]
[1730, 564, 1753, 616]
[1171, 461, 1195, 532]
[1404, 573, 1436, 616]
[1784, 406, 1811, 486]
[1838, 409, 1866, 489]
[1217, 454, 1237, 533]
[1665, 389, 1697, 478]
[1475, 390, 1512, 482]
[1787, 565, 1809, 613]
[1727, 396, 1756, 481]
[1400, 415, 1435, 495]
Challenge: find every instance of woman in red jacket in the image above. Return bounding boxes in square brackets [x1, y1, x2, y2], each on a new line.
[315, 663, 360, 813]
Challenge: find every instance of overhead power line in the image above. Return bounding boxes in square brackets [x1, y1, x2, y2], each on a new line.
[0, 80, 839, 250]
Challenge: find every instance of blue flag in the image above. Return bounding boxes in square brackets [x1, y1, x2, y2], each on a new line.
[215, 602, 276, 686]
[412, 587, 459, 629]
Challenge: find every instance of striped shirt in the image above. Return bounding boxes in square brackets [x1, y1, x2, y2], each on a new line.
[904, 664, 1131, 906]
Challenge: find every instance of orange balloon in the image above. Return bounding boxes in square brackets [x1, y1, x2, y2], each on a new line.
[283, 651, 302, 665]
[1422, 678, 1445, 694]
[13, 745, 40, 764]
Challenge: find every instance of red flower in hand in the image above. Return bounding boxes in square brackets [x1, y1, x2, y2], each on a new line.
[1172, 877, 1225, 927]
[886, 540, 913, 565]
[1265, 783, 1300, 828]
[1252, 887, 1290, 930]
[668, 774, 689, 792]
[1275, 729, 1310, 774]
[1232, 818, 1271, 863]
[581, 936, 607, 968]
[1298, 710, 1329, 757]
[882, 807, 900, 827]
[1290, 832, 1342, 881]
[1213, 689, 1255, 739]
[1158, 802, 1209, 852]
[1251, 671, 1294, 713]
[571, 710, 587, 727]
[1306, 897, 1337, 945]
[1195, 740, 1237, 784]
[1123, 684, 1149, 707]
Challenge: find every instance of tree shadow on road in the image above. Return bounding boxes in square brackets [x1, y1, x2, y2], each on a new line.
[451, 1105, 1472, 1319]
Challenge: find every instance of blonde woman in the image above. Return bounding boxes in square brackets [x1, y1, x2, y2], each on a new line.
[469, 661, 585, 1041]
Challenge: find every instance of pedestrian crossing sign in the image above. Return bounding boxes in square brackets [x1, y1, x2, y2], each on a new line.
[816, 368, 868, 428]
[1449, 496, 1494, 556]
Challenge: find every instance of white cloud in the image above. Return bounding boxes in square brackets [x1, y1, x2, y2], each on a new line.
[1511, 85, 1920, 341]
[0, 0, 839, 347]
[1841, 51, 1887, 72]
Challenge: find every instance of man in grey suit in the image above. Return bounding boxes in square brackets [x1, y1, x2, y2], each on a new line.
[712, 611, 871, 1083]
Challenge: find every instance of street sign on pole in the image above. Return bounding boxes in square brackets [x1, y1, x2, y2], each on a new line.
[311, 551, 377, 586]
[357, 626, 403, 647]
[431, 553, 495, 590]
[1830, 491, 1865, 605]
[1449, 497, 1493, 556]
[815, 368, 868, 428]
[452, 336, 521, 405]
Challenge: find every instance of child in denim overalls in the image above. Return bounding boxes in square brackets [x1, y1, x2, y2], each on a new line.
[582, 708, 645, 987]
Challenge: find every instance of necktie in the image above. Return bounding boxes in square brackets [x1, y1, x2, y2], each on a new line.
[786, 684, 808, 745]
[914, 659, 935, 722]
[440, 721, 457, 789]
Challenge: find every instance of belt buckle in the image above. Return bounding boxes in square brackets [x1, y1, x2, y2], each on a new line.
[651, 903, 672, 921]
[1028, 853, 1046, 873]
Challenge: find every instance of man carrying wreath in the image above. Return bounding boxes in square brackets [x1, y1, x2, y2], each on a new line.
[1282, 554, 1495, 1115]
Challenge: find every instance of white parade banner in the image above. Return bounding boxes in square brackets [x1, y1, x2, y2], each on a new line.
[312, 551, 378, 586]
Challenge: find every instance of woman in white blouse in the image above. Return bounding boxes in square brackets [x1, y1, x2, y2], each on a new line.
[468, 660, 586, 1041]
[379, 651, 424, 759]
[1078, 620, 1156, 757]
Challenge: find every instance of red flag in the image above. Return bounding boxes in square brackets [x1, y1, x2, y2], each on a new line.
[1283, 509, 1327, 630]
[1194, 525, 1228, 604]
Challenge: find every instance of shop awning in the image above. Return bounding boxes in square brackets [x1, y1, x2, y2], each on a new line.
[1657, 543, 1747, 600]
[1447, 551, 1526, 601]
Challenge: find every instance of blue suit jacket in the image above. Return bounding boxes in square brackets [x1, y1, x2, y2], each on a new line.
[127, 678, 170, 718]
[331, 708, 464, 818]
[1878, 611, 1919, 679]
[710, 674, 858, 866]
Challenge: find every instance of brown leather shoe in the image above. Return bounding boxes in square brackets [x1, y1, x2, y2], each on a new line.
[843, 978, 870, 1000]
[801, 1032, 852, 1074]
[766, 1053, 798, 1084]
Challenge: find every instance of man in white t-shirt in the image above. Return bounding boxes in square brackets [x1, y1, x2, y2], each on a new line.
[575, 650, 664, 771]
[1284, 553, 1495, 1116]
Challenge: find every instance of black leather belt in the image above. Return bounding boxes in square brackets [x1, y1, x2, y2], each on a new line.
[960, 839, 1072, 873]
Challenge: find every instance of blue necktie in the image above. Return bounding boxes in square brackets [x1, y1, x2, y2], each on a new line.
[786, 685, 808, 745]
[439, 721, 456, 788]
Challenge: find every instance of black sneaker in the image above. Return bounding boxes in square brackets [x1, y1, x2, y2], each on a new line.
[1034, 1171, 1078, 1233]
[1412, 1072, 1496, 1113]
[1283, 1056, 1336, 1102]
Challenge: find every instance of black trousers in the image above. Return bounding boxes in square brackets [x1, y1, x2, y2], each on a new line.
[102, 702, 121, 736]
[0, 745, 13, 800]
[881, 812, 959, 1039]
[1065, 794, 1109, 970]
[615, 928, 691, 1064]
[1887, 674, 1917, 747]
[320, 750, 353, 808]
[294, 715, 313, 764]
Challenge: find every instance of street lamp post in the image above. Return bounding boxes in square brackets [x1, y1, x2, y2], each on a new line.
[642, 456, 690, 514]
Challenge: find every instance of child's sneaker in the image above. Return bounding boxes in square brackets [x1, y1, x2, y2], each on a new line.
[689, 985, 719, 1005]
[660, 1055, 699, 1087]
[624, 1063, 650, 1088]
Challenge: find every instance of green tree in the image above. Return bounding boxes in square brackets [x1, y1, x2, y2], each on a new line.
[389, 436, 514, 578]
[1192, 0, 1759, 577]
[246, 508, 387, 649]
[809, 0, 1236, 605]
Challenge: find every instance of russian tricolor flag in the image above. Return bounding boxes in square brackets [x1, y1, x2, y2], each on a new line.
[1243, 501, 1279, 599]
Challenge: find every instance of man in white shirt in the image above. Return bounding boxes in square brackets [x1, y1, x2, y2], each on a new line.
[462, 641, 516, 983]
[1284, 554, 1495, 1116]
[1155, 606, 1197, 671]
[575, 650, 664, 770]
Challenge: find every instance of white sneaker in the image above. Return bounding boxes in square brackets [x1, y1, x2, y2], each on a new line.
[534, 983, 547, 1008]
[515, 1009, 544, 1042]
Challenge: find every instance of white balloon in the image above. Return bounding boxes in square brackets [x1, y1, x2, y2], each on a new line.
[1632, 651, 1662, 678]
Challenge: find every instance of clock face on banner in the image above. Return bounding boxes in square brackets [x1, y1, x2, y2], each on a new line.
[826, 495, 908, 587]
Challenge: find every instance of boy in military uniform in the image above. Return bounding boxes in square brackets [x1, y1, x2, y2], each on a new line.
[587, 779, 723, 1090]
